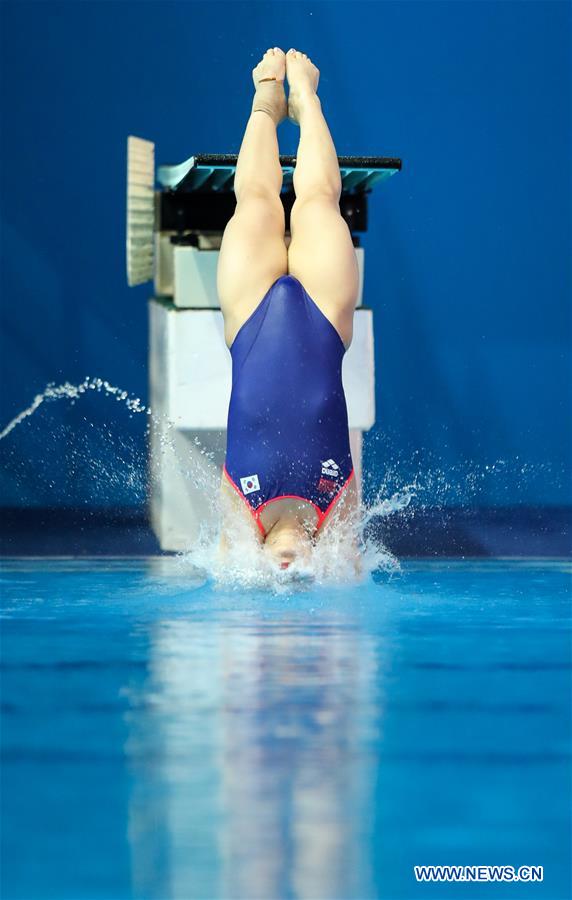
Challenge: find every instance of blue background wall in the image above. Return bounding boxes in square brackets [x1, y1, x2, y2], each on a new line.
[1, 0, 570, 509]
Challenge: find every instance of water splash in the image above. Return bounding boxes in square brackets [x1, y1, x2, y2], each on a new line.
[175, 482, 412, 592]
[1, 376, 407, 586]
[1, 378, 561, 590]
[0, 377, 223, 511]
[0, 377, 149, 441]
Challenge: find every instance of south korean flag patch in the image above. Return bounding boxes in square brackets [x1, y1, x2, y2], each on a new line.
[240, 474, 260, 496]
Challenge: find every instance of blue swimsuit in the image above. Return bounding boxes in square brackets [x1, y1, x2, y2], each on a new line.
[224, 275, 354, 536]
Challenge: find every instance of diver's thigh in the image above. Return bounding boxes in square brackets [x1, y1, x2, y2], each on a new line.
[219, 476, 263, 545]
[319, 476, 360, 535]
[217, 193, 288, 345]
[288, 195, 359, 342]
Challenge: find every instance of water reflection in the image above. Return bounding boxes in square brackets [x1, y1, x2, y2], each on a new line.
[124, 607, 380, 900]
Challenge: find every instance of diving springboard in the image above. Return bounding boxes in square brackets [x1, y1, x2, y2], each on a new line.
[126, 136, 402, 288]
[157, 153, 402, 194]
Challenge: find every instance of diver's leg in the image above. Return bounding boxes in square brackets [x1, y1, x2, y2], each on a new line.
[318, 476, 362, 576]
[219, 475, 264, 548]
[286, 49, 359, 347]
[217, 48, 289, 346]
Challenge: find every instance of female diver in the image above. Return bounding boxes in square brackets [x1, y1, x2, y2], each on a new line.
[218, 47, 360, 572]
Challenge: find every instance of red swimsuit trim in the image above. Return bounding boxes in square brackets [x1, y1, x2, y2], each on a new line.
[222, 465, 355, 539]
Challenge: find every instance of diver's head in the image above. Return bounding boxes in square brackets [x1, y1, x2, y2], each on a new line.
[263, 517, 313, 570]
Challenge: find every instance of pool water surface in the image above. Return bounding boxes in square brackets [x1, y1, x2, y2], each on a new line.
[1, 558, 570, 900]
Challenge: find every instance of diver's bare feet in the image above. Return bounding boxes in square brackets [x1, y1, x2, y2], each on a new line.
[286, 48, 320, 124]
[251, 48, 287, 126]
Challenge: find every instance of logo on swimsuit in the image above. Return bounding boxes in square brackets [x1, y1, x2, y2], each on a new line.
[317, 477, 337, 494]
[240, 474, 260, 495]
[321, 459, 340, 478]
